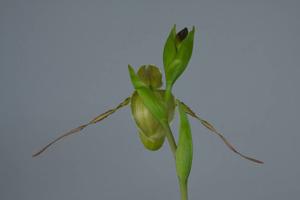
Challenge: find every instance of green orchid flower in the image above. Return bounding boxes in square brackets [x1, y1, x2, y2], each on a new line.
[33, 25, 263, 200]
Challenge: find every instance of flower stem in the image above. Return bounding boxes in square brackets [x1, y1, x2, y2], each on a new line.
[179, 179, 188, 200]
[163, 85, 177, 157]
[163, 124, 177, 157]
[164, 84, 173, 104]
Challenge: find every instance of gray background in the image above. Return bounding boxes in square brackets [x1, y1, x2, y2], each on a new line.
[1, 0, 299, 199]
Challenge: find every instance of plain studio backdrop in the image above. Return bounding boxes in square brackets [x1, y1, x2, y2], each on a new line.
[1, 1, 299, 200]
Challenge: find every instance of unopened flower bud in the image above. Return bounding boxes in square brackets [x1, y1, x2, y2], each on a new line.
[163, 25, 195, 91]
[129, 65, 175, 150]
[130, 90, 175, 150]
[137, 65, 163, 89]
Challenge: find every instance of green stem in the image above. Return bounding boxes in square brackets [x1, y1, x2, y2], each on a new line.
[179, 180, 188, 200]
[164, 84, 173, 104]
[163, 124, 177, 158]
[163, 84, 177, 157]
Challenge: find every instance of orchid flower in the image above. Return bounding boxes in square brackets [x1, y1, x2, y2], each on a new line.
[33, 25, 263, 200]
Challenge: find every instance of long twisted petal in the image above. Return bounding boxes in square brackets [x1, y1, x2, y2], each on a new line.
[32, 97, 130, 157]
[177, 100, 263, 164]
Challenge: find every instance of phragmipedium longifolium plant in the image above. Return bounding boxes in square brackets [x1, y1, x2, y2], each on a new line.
[33, 25, 263, 200]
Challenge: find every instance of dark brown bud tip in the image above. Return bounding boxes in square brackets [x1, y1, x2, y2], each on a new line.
[176, 27, 188, 42]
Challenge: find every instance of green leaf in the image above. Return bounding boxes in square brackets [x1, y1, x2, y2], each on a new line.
[128, 65, 168, 126]
[163, 25, 177, 72]
[176, 101, 193, 182]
